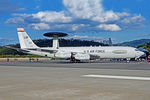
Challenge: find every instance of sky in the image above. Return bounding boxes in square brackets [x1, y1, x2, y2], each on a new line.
[0, 0, 150, 46]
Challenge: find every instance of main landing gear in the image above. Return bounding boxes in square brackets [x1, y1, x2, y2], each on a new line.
[70, 53, 80, 63]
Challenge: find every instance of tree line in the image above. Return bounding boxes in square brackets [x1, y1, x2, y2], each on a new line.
[0, 38, 107, 56]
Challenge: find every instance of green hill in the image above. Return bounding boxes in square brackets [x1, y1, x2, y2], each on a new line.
[0, 38, 149, 57]
[116, 39, 150, 47]
[0, 38, 106, 56]
[137, 42, 150, 53]
[34, 38, 106, 47]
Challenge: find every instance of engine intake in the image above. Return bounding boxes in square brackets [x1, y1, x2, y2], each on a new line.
[74, 53, 90, 60]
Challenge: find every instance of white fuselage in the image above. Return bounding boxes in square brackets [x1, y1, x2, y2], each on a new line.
[16, 28, 145, 61]
[23, 46, 145, 60]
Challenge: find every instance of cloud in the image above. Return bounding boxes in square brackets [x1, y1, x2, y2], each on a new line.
[0, 38, 14, 46]
[0, 38, 14, 42]
[121, 15, 145, 24]
[34, 0, 42, 10]
[32, 11, 72, 23]
[69, 35, 104, 41]
[142, 33, 150, 37]
[63, 0, 123, 23]
[6, 17, 25, 24]
[97, 24, 121, 31]
[0, 0, 18, 13]
[71, 24, 89, 31]
[63, 0, 103, 19]
[71, 35, 89, 39]
[29, 23, 51, 30]
[6, 0, 146, 32]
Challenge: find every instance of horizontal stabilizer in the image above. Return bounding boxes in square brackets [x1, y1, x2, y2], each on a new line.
[5, 46, 29, 53]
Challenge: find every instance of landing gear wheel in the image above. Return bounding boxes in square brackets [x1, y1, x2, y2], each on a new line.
[70, 52, 81, 63]
[126, 58, 131, 63]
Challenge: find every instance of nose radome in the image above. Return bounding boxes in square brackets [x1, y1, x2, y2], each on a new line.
[140, 51, 145, 57]
[136, 51, 145, 57]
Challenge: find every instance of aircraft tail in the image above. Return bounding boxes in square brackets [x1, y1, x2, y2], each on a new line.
[17, 28, 39, 49]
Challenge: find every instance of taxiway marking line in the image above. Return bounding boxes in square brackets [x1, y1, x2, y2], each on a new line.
[83, 75, 150, 81]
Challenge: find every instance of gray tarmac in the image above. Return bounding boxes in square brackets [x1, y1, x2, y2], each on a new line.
[0, 61, 150, 100]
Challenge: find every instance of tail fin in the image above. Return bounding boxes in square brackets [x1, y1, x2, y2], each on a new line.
[17, 28, 39, 49]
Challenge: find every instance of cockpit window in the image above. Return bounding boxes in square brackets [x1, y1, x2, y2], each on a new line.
[135, 49, 139, 51]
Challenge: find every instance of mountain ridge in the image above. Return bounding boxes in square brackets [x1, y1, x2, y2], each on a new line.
[116, 39, 150, 47]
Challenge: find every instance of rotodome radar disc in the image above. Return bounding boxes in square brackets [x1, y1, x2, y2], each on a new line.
[44, 32, 68, 37]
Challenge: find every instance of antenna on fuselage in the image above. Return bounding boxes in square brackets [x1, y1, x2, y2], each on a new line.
[43, 32, 68, 49]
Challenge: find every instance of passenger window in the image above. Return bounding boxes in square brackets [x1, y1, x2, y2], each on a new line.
[135, 49, 139, 51]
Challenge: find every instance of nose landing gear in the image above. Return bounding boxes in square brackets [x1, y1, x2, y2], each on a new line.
[126, 58, 131, 63]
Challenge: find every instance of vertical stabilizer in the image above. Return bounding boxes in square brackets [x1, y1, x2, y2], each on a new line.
[17, 28, 39, 49]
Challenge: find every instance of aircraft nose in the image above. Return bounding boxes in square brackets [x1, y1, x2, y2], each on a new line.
[140, 52, 146, 57]
[137, 51, 146, 57]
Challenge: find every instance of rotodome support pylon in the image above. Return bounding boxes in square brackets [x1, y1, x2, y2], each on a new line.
[43, 32, 68, 49]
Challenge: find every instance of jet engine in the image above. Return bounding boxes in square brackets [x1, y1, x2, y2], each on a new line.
[74, 53, 90, 60]
[55, 52, 90, 61]
[55, 52, 71, 59]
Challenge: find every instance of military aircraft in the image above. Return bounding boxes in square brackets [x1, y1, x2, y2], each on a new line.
[7, 28, 146, 62]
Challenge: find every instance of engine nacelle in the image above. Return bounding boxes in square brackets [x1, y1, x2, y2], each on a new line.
[55, 52, 71, 59]
[74, 53, 90, 60]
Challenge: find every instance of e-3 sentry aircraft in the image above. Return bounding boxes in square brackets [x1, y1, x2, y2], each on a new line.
[7, 28, 145, 62]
